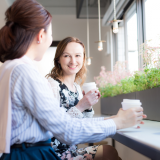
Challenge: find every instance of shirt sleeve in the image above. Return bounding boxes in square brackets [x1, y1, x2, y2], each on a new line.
[11, 64, 116, 145]
[47, 77, 60, 102]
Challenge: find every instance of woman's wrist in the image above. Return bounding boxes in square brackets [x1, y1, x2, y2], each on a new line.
[76, 103, 85, 112]
[88, 106, 92, 110]
[85, 108, 92, 112]
[112, 116, 125, 130]
[104, 115, 116, 120]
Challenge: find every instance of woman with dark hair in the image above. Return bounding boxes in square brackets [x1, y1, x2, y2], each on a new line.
[0, 0, 146, 160]
[47, 37, 101, 159]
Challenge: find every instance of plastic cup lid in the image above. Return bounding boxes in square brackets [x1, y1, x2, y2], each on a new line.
[123, 99, 141, 103]
[83, 82, 96, 86]
[121, 102, 142, 105]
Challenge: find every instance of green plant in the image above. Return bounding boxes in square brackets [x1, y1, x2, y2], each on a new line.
[95, 38, 160, 98]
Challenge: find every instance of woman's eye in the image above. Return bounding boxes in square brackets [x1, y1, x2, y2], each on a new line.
[64, 55, 69, 57]
[76, 55, 81, 57]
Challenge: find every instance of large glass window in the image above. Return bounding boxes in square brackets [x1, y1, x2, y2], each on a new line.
[127, 13, 138, 72]
[144, 0, 160, 68]
[125, 3, 138, 72]
[145, 0, 160, 41]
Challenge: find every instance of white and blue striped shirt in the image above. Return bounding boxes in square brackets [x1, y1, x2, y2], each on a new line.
[10, 63, 116, 146]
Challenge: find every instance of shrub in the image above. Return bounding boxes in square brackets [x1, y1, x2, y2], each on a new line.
[95, 39, 160, 98]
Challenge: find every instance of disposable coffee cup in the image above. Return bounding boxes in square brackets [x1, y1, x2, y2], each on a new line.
[82, 82, 97, 94]
[121, 99, 142, 128]
[121, 99, 142, 110]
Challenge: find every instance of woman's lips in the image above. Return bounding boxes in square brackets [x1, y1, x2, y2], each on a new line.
[68, 66, 77, 69]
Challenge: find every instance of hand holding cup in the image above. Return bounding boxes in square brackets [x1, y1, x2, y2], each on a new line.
[112, 99, 147, 129]
[76, 82, 101, 112]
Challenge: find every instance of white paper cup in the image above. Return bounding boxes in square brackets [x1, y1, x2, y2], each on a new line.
[121, 99, 142, 110]
[82, 82, 97, 94]
[121, 99, 142, 128]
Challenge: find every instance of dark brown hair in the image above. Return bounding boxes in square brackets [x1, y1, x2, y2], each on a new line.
[0, 0, 52, 63]
[46, 37, 87, 86]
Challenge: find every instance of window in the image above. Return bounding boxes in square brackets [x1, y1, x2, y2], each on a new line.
[124, 3, 138, 72]
[127, 13, 138, 71]
[144, 0, 160, 68]
[145, 0, 160, 42]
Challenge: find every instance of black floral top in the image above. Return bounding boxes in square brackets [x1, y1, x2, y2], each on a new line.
[57, 79, 79, 111]
[47, 78, 94, 157]
[51, 79, 80, 156]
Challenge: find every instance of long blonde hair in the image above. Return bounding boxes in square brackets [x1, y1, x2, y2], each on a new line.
[46, 37, 87, 86]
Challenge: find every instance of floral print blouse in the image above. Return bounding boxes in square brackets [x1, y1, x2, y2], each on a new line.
[47, 78, 94, 157]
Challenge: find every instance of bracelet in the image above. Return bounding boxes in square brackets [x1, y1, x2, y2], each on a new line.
[84, 108, 92, 112]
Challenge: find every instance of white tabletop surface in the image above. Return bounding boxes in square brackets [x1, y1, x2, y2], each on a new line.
[117, 120, 160, 150]
[94, 114, 160, 150]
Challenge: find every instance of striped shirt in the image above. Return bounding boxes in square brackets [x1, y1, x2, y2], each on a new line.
[10, 63, 116, 146]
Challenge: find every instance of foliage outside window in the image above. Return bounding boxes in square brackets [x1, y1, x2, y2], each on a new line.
[95, 39, 160, 98]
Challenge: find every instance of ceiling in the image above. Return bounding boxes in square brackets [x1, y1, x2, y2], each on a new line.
[6, 0, 128, 26]
[36, 0, 76, 7]
[36, 0, 111, 18]
[7, 0, 111, 19]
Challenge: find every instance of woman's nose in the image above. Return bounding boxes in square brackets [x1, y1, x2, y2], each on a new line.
[70, 57, 76, 64]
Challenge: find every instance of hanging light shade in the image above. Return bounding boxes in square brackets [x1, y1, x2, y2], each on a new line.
[113, 21, 119, 33]
[86, 57, 91, 65]
[112, 0, 122, 33]
[98, 41, 103, 51]
[95, 0, 106, 51]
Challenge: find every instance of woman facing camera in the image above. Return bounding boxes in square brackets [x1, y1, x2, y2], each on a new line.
[47, 37, 100, 118]
[47, 37, 101, 159]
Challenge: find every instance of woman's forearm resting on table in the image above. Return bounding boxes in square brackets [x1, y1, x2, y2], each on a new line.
[11, 65, 117, 146]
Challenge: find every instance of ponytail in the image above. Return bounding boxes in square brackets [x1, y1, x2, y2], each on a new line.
[0, 23, 15, 62]
[0, 0, 52, 63]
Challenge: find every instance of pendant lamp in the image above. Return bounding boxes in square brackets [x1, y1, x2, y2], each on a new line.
[95, 0, 106, 51]
[109, 0, 123, 33]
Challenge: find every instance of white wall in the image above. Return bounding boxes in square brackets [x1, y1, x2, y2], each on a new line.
[0, 0, 9, 67]
[33, 47, 56, 77]
[0, 1, 8, 28]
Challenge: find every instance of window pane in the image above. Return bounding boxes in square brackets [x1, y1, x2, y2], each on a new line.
[127, 13, 138, 72]
[145, 0, 160, 41]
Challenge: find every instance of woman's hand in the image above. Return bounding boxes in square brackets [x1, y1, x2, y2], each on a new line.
[104, 115, 116, 120]
[76, 88, 101, 112]
[111, 107, 147, 130]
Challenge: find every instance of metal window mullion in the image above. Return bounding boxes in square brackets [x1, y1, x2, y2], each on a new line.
[142, 0, 146, 41]
[136, 0, 145, 69]
[123, 13, 129, 69]
[110, 28, 114, 72]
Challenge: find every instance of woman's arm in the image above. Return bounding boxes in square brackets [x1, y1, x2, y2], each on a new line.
[77, 86, 95, 118]
[11, 65, 117, 145]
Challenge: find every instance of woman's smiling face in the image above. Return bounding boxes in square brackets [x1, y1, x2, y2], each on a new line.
[59, 42, 84, 76]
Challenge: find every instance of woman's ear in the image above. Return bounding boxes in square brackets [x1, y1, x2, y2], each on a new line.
[37, 28, 45, 44]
